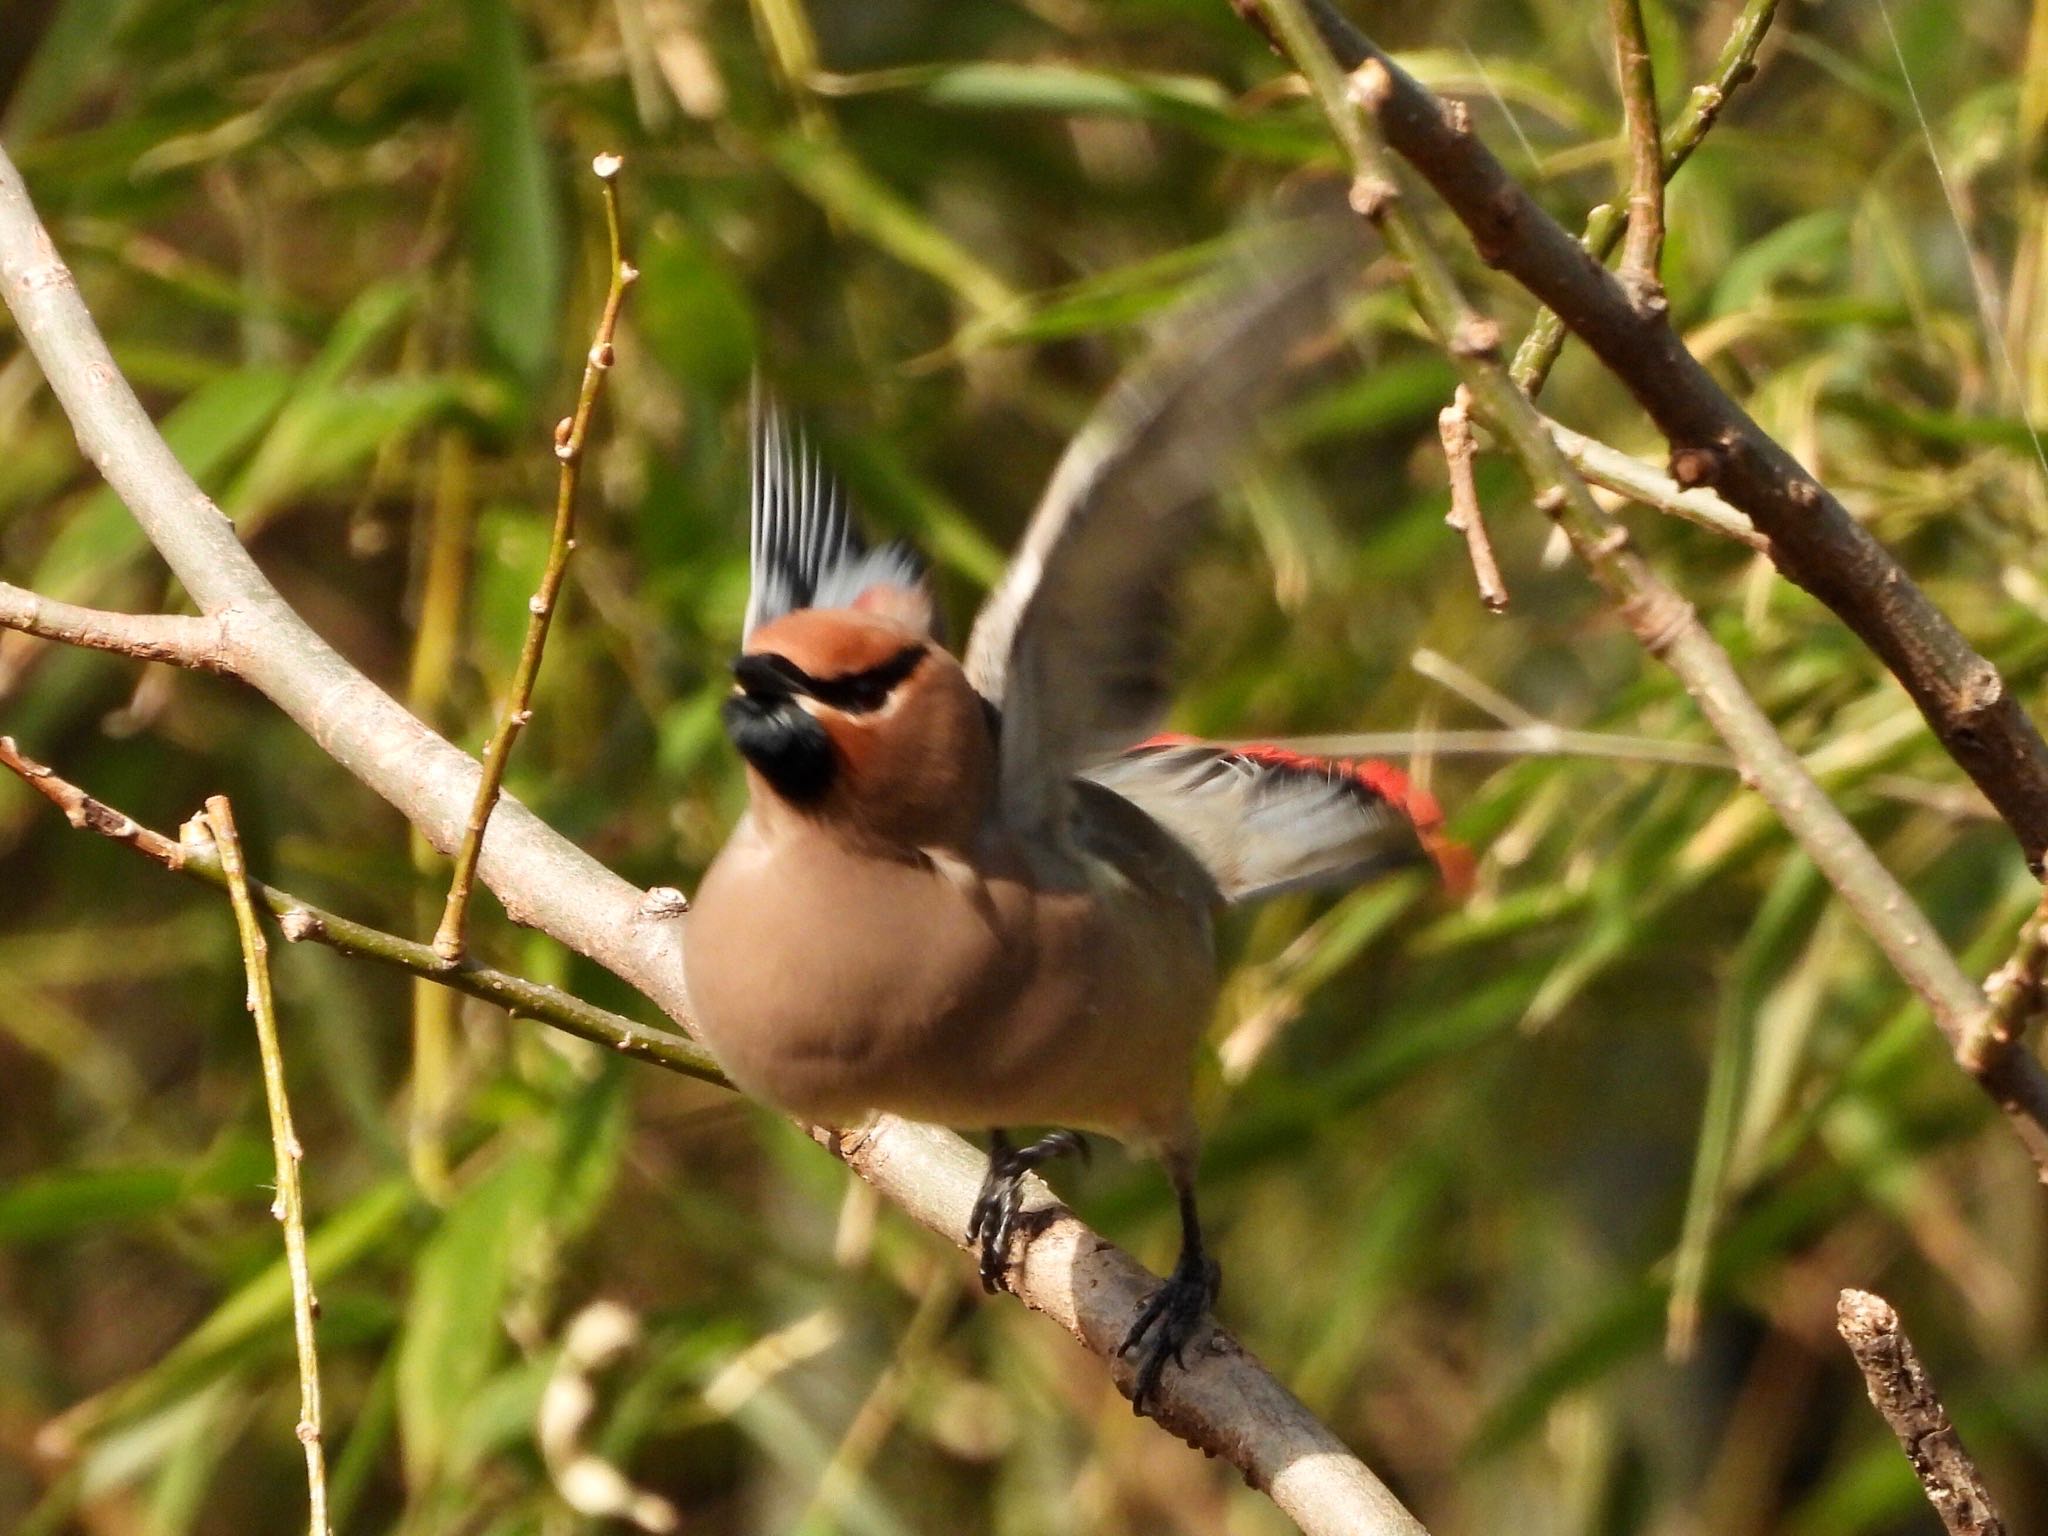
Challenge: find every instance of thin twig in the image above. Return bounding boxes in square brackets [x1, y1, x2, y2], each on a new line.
[1608, 0, 1665, 307]
[1513, 0, 1778, 392]
[1836, 1289, 2009, 1536]
[1969, 888, 2048, 1072]
[1545, 418, 1768, 551]
[1242, 4, 2048, 873]
[433, 153, 638, 964]
[1437, 386, 1509, 610]
[0, 581, 237, 672]
[200, 795, 330, 1536]
[0, 736, 725, 1085]
[1258, 0, 2048, 1179]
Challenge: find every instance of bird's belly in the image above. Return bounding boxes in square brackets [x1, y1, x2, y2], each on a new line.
[679, 835, 1214, 1142]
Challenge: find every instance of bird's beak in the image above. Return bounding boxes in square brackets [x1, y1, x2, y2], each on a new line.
[731, 652, 813, 701]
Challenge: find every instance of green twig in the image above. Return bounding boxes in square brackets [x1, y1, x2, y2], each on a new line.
[0, 736, 725, 1086]
[1608, 0, 1665, 307]
[434, 153, 638, 965]
[1512, 0, 1778, 392]
[200, 794, 330, 1536]
[1256, 0, 2048, 1180]
[1970, 888, 2048, 1072]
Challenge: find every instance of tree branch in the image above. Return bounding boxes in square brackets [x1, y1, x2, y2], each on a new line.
[1836, 1289, 2009, 1536]
[1240, 0, 2048, 874]
[0, 147, 1430, 1536]
[1257, 0, 2048, 1180]
[0, 580, 238, 672]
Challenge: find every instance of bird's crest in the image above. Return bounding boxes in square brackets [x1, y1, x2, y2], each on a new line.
[745, 385, 933, 640]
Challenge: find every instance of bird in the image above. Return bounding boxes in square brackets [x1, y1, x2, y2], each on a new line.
[681, 242, 1468, 1413]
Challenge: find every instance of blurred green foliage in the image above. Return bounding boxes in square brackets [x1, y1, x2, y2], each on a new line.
[3, 0, 2048, 1531]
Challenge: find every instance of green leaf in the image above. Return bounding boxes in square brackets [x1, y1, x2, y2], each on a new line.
[47, 1180, 414, 1447]
[2, 0, 132, 139]
[771, 134, 1017, 319]
[395, 1146, 546, 1490]
[462, 0, 562, 383]
[634, 220, 758, 395]
[0, 1142, 268, 1245]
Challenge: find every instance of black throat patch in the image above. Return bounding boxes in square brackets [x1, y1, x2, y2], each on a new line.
[721, 693, 836, 802]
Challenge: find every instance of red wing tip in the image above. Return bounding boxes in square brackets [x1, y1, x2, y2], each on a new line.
[1342, 757, 1475, 898]
[1135, 736, 1476, 898]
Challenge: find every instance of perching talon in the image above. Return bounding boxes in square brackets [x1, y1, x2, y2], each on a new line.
[968, 1129, 1092, 1293]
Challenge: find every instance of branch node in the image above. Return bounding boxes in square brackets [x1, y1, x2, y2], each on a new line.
[1346, 57, 1394, 113]
[1618, 585, 1694, 658]
[1669, 445, 1724, 489]
[637, 885, 691, 921]
[1347, 174, 1399, 221]
[1449, 315, 1501, 360]
[279, 908, 325, 942]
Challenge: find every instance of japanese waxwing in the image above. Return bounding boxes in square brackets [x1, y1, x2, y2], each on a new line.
[682, 236, 1468, 1413]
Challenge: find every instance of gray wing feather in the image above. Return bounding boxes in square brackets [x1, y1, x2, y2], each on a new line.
[1083, 742, 1433, 904]
[963, 230, 1349, 840]
[745, 387, 926, 639]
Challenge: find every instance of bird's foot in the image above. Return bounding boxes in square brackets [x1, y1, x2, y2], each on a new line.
[967, 1130, 1091, 1294]
[1118, 1248, 1221, 1416]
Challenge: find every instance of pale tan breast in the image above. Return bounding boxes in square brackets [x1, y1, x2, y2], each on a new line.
[679, 815, 1215, 1147]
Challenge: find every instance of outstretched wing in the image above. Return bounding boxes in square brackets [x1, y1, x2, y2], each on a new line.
[1084, 737, 1471, 903]
[963, 230, 1348, 841]
[745, 387, 932, 640]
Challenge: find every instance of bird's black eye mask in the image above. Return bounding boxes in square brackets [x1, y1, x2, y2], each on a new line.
[731, 644, 927, 715]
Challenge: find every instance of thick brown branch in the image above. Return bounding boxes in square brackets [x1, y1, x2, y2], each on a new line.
[1836, 1290, 2009, 1536]
[0, 581, 237, 672]
[1248, 0, 2048, 874]
[0, 147, 1427, 1535]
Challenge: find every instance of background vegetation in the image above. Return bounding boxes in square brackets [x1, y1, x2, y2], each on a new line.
[3, 0, 2047, 1531]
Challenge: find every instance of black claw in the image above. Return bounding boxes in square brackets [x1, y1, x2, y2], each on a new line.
[966, 1130, 1091, 1295]
[1119, 1256, 1220, 1416]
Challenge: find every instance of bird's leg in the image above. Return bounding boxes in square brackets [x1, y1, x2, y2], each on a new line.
[967, 1128, 1091, 1294]
[1118, 1150, 1220, 1415]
